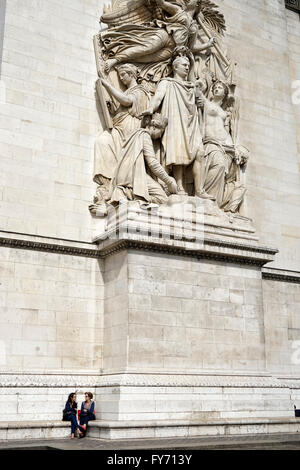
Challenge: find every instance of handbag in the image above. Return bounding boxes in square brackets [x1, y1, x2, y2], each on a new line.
[62, 407, 75, 421]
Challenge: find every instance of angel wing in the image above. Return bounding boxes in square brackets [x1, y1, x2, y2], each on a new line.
[101, 0, 163, 27]
[200, 0, 226, 36]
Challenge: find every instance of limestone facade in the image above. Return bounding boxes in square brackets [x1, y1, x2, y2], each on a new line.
[0, 0, 300, 439]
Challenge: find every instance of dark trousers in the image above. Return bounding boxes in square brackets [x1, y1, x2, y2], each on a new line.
[66, 415, 79, 434]
[80, 415, 89, 426]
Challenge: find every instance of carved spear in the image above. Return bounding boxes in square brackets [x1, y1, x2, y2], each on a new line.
[93, 35, 114, 129]
[197, 14, 230, 67]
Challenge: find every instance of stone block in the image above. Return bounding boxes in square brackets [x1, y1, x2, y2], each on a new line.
[194, 287, 229, 303]
[188, 425, 221, 437]
[229, 290, 245, 305]
[214, 329, 242, 345]
[130, 325, 164, 341]
[128, 294, 151, 311]
[181, 299, 209, 315]
[224, 317, 245, 331]
[129, 279, 166, 296]
[155, 426, 189, 438]
[244, 290, 263, 305]
[151, 296, 181, 312]
[0, 429, 8, 439]
[166, 283, 193, 299]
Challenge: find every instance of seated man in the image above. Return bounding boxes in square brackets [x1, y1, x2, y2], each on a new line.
[109, 113, 178, 206]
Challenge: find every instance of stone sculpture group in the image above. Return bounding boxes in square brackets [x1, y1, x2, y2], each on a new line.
[90, 0, 250, 218]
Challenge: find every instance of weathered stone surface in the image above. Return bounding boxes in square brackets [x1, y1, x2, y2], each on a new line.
[0, 247, 104, 374]
[0, 0, 300, 441]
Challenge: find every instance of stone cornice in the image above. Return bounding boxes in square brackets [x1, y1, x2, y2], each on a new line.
[0, 236, 100, 259]
[285, 0, 300, 14]
[0, 374, 101, 388]
[5, 234, 300, 281]
[99, 237, 278, 267]
[0, 233, 278, 266]
[262, 268, 300, 284]
[0, 373, 287, 389]
[3, 373, 300, 389]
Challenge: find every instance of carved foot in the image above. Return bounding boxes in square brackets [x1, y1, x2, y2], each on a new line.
[195, 191, 216, 201]
[177, 189, 188, 196]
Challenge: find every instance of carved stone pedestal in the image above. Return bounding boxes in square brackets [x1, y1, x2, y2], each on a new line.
[86, 203, 298, 439]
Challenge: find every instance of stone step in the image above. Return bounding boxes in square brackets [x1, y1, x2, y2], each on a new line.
[2, 417, 300, 441]
[0, 421, 70, 441]
[88, 417, 300, 439]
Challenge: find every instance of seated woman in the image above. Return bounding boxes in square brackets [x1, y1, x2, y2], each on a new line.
[63, 392, 84, 439]
[80, 392, 96, 433]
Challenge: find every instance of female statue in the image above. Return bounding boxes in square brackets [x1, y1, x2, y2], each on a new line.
[195, 80, 247, 213]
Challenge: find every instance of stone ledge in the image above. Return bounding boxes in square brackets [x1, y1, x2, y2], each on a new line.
[262, 267, 300, 284]
[0, 373, 287, 388]
[1, 417, 299, 441]
[0, 209, 279, 267]
[0, 421, 68, 430]
[0, 421, 70, 441]
[0, 373, 102, 387]
[98, 237, 277, 267]
[2, 417, 296, 431]
[0, 234, 100, 259]
[89, 417, 300, 428]
[88, 417, 300, 439]
[0, 232, 278, 266]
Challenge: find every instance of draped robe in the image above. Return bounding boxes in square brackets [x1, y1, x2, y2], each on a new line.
[157, 78, 203, 168]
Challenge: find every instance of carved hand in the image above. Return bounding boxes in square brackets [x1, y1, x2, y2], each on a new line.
[235, 147, 249, 166]
[100, 78, 110, 89]
[196, 96, 205, 108]
[208, 37, 217, 48]
[167, 177, 178, 195]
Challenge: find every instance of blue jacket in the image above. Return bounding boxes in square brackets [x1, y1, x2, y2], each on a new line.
[62, 401, 77, 421]
[80, 401, 95, 420]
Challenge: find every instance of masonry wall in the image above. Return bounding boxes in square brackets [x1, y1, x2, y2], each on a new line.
[102, 250, 266, 375]
[0, 0, 101, 241]
[0, 246, 104, 374]
[263, 278, 300, 375]
[219, 0, 300, 272]
[0, 0, 300, 424]
[103, 250, 129, 372]
[0, 0, 299, 269]
[286, 8, 300, 165]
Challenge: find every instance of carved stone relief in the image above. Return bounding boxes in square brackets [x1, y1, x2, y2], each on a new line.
[90, 0, 250, 223]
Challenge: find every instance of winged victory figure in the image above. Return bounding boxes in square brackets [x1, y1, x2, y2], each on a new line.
[95, 0, 234, 88]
